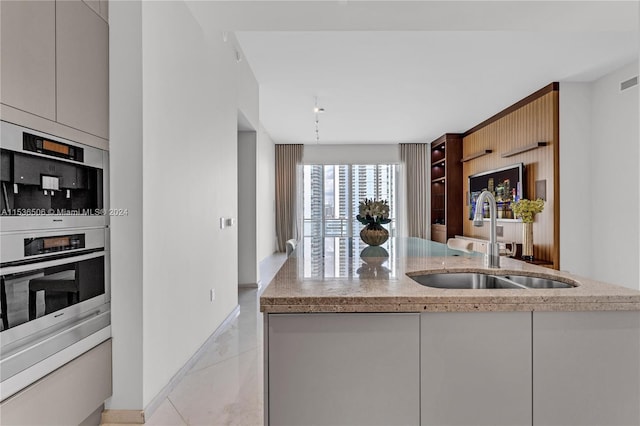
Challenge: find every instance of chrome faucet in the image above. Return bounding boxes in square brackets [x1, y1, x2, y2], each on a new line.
[473, 190, 500, 268]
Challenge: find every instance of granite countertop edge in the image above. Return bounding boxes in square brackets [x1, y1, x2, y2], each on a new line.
[260, 255, 640, 313]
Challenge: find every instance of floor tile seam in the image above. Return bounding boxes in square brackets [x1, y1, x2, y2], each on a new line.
[166, 396, 190, 426]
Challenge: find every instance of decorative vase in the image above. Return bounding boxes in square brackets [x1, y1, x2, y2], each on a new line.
[360, 223, 389, 246]
[522, 222, 534, 261]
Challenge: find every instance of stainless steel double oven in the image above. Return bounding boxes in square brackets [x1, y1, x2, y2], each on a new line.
[0, 121, 110, 394]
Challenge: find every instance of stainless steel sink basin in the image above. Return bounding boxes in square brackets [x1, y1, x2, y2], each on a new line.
[409, 273, 525, 289]
[499, 274, 575, 289]
[409, 272, 576, 289]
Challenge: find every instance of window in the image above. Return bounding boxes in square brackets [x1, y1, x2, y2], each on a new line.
[302, 164, 398, 237]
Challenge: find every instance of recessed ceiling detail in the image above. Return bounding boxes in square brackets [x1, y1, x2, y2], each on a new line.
[237, 30, 638, 144]
[186, 1, 638, 145]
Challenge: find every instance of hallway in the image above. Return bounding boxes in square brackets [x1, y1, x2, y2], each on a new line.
[142, 254, 286, 425]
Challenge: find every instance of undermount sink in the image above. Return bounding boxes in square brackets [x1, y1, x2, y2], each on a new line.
[409, 272, 576, 290]
[499, 274, 575, 289]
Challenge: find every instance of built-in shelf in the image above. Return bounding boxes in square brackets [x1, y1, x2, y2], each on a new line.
[430, 134, 463, 244]
[501, 141, 547, 158]
[461, 149, 492, 163]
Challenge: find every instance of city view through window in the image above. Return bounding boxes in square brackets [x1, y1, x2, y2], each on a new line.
[302, 164, 398, 238]
[301, 164, 399, 278]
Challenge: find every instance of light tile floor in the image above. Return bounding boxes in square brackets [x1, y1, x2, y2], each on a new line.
[143, 253, 287, 426]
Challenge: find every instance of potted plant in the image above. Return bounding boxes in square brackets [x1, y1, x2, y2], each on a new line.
[356, 198, 391, 246]
[510, 198, 545, 260]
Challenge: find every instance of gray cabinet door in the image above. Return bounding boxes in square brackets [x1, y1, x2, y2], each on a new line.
[0, 340, 112, 425]
[268, 313, 420, 426]
[533, 311, 640, 426]
[56, 0, 109, 139]
[0, 1, 56, 121]
[421, 312, 532, 426]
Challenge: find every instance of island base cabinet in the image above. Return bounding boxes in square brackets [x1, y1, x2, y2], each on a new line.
[266, 313, 420, 426]
[421, 312, 532, 426]
[533, 311, 640, 426]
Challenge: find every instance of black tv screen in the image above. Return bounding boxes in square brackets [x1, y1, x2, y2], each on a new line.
[468, 163, 525, 220]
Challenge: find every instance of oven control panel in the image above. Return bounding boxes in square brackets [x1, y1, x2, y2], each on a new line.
[24, 234, 86, 257]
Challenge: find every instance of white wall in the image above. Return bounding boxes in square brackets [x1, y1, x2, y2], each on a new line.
[108, 0, 144, 410]
[560, 61, 639, 290]
[303, 144, 400, 165]
[238, 131, 258, 285]
[559, 83, 593, 277]
[235, 36, 259, 130]
[140, 0, 242, 405]
[257, 125, 277, 261]
[589, 62, 639, 290]
[109, 0, 254, 410]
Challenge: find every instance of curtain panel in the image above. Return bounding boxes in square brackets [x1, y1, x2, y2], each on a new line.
[275, 144, 303, 252]
[400, 143, 429, 239]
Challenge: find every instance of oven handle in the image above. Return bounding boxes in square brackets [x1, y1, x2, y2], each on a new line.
[0, 251, 105, 276]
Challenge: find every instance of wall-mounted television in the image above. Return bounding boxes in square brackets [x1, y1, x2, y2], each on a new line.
[468, 163, 525, 220]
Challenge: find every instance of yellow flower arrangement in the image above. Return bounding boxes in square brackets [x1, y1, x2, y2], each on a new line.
[511, 198, 544, 223]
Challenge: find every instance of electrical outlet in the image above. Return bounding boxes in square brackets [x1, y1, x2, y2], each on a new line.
[219, 217, 225, 229]
[210, 289, 216, 302]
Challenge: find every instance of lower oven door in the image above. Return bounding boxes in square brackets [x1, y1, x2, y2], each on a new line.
[0, 250, 109, 382]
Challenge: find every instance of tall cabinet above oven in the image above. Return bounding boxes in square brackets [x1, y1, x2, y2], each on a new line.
[0, 0, 109, 150]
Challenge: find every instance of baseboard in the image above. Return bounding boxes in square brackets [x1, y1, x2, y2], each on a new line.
[101, 409, 144, 424]
[238, 280, 261, 289]
[142, 304, 241, 421]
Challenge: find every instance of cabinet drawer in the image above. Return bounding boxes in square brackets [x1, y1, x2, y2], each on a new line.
[0, 340, 112, 425]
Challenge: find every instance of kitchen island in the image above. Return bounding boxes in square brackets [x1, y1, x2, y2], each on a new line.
[261, 237, 640, 426]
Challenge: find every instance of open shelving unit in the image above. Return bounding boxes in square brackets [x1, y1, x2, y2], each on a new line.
[430, 134, 463, 244]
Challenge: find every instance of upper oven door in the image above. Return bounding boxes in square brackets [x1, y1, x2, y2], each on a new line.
[0, 121, 108, 231]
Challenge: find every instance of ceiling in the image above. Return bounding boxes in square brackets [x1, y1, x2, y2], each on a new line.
[187, 1, 640, 144]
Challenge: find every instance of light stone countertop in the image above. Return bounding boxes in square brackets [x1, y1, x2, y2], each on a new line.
[260, 237, 640, 313]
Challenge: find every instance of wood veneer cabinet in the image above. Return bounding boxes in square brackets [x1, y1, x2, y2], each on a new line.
[430, 134, 463, 243]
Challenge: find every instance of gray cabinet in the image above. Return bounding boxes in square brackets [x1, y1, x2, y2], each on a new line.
[0, 340, 112, 425]
[56, 0, 109, 139]
[0, 0, 108, 148]
[267, 313, 420, 426]
[421, 312, 532, 426]
[533, 311, 640, 426]
[266, 310, 640, 426]
[0, 1, 56, 121]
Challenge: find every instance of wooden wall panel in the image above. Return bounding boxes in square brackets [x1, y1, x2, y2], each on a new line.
[462, 90, 559, 268]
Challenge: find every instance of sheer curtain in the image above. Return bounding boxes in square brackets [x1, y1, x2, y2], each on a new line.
[400, 143, 430, 239]
[275, 144, 303, 252]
